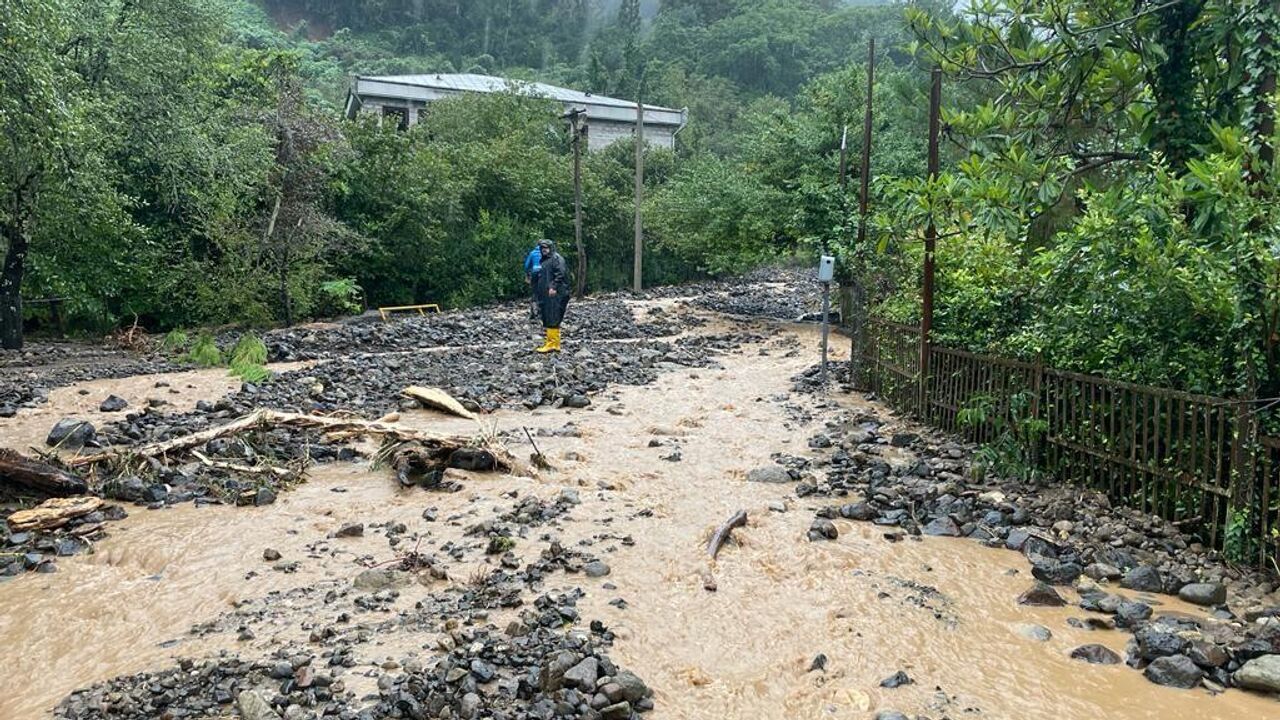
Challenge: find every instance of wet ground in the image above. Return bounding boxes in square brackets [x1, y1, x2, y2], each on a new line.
[0, 291, 1277, 719]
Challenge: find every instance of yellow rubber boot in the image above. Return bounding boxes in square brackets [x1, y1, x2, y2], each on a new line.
[536, 329, 556, 353]
[549, 327, 561, 352]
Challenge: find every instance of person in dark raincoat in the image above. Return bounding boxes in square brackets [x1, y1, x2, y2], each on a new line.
[533, 239, 570, 353]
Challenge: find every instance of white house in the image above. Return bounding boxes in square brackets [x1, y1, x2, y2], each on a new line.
[343, 73, 688, 151]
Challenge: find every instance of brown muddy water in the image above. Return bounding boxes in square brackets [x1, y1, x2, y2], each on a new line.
[0, 322, 1273, 719]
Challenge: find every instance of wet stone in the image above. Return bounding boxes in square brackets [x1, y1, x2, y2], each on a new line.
[98, 395, 128, 412]
[1177, 582, 1226, 607]
[1017, 582, 1066, 607]
[922, 516, 961, 537]
[47, 418, 96, 449]
[583, 560, 611, 578]
[879, 671, 913, 688]
[746, 466, 792, 484]
[1235, 654, 1280, 694]
[1115, 601, 1154, 629]
[808, 518, 838, 541]
[1121, 564, 1164, 593]
[1030, 557, 1082, 586]
[1071, 644, 1121, 665]
[332, 522, 364, 538]
[1143, 654, 1204, 689]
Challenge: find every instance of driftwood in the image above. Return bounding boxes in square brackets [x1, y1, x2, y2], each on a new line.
[67, 409, 519, 474]
[706, 509, 748, 560]
[8, 496, 103, 532]
[0, 448, 88, 497]
[402, 386, 477, 420]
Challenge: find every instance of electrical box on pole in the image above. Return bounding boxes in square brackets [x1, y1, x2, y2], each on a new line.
[818, 254, 835, 388]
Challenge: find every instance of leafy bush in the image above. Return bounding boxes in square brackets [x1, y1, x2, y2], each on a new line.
[161, 329, 190, 352]
[318, 278, 364, 316]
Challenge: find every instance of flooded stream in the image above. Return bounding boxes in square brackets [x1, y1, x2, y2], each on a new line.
[0, 322, 1273, 719]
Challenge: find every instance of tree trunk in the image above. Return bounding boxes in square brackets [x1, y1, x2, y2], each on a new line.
[0, 449, 87, 497]
[0, 221, 28, 350]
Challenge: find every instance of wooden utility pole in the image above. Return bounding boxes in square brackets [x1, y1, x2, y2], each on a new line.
[852, 37, 876, 388]
[921, 67, 942, 414]
[566, 108, 587, 298]
[634, 92, 645, 292]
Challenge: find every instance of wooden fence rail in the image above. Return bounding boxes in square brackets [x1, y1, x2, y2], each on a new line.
[851, 315, 1277, 568]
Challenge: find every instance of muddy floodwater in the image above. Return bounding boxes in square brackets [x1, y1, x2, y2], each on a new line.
[0, 321, 1274, 719]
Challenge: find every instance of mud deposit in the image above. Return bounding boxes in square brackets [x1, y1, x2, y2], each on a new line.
[1, 282, 1277, 719]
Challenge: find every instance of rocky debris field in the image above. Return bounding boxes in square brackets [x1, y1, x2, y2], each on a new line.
[774, 373, 1280, 697]
[0, 292, 761, 579]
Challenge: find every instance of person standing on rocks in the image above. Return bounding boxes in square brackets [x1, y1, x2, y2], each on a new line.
[533, 239, 570, 353]
[523, 242, 543, 319]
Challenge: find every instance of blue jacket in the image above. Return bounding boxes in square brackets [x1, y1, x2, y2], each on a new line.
[524, 248, 542, 276]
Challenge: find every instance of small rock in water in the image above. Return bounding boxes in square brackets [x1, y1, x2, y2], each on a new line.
[563, 394, 591, 408]
[1018, 624, 1053, 642]
[875, 712, 910, 720]
[1084, 563, 1121, 581]
[1070, 644, 1121, 665]
[583, 559, 611, 577]
[879, 670, 913, 688]
[1115, 600, 1154, 629]
[746, 466, 792, 484]
[1143, 654, 1204, 689]
[808, 518, 838, 541]
[333, 522, 364, 538]
[98, 395, 128, 412]
[808, 654, 827, 672]
[1017, 581, 1066, 607]
[262, 548, 282, 561]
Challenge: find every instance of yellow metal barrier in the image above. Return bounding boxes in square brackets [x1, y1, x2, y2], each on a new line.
[378, 304, 441, 322]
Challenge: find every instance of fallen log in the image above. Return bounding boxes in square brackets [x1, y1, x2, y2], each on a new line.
[68, 409, 520, 475]
[402, 386, 477, 420]
[0, 448, 88, 497]
[706, 509, 748, 560]
[8, 496, 103, 532]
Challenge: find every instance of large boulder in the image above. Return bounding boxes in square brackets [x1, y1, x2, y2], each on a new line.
[1143, 655, 1204, 689]
[46, 419, 96, 449]
[1177, 582, 1226, 607]
[1235, 655, 1280, 694]
[1017, 581, 1066, 607]
[1121, 565, 1164, 593]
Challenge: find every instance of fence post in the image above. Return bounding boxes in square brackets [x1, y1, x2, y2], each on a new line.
[1230, 392, 1260, 561]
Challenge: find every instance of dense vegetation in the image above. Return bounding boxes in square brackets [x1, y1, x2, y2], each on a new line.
[2, 0, 1277, 401]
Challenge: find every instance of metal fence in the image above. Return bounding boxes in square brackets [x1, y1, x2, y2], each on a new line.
[853, 315, 1277, 568]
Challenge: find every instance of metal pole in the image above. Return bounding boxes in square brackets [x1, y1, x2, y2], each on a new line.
[820, 280, 831, 387]
[572, 111, 586, 298]
[921, 67, 941, 414]
[634, 92, 645, 292]
[853, 37, 875, 388]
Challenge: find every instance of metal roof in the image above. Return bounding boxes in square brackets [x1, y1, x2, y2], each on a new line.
[359, 73, 680, 115]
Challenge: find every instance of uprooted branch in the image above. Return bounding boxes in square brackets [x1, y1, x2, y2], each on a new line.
[67, 409, 522, 476]
[707, 509, 748, 560]
[0, 448, 88, 497]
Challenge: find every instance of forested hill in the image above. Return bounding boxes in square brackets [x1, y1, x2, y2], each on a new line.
[3, 0, 1279, 403]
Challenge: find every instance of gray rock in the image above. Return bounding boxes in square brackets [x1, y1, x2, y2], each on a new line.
[808, 518, 838, 541]
[1177, 582, 1226, 607]
[1018, 624, 1053, 642]
[1071, 644, 1121, 664]
[922, 516, 961, 537]
[1121, 564, 1164, 593]
[838, 502, 876, 521]
[563, 657, 599, 690]
[583, 559, 611, 577]
[353, 568, 410, 591]
[875, 712, 910, 720]
[98, 395, 128, 412]
[1235, 654, 1280, 694]
[333, 522, 364, 538]
[1084, 563, 1122, 581]
[459, 692, 481, 719]
[1134, 623, 1190, 661]
[262, 548, 282, 562]
[564, 394, 591, 408]
[46, 418, 95, 449]
[612, 669, 649, 702]
[1143, 655, 1204, 689]
[1115, 601, 1153, 628]
[600, 701, 632, 720]
[1030, 557, 1082, 586]
[237, 690, 283, 720]
[747, 466, 792, 484]
[879, 670, 913, 688]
